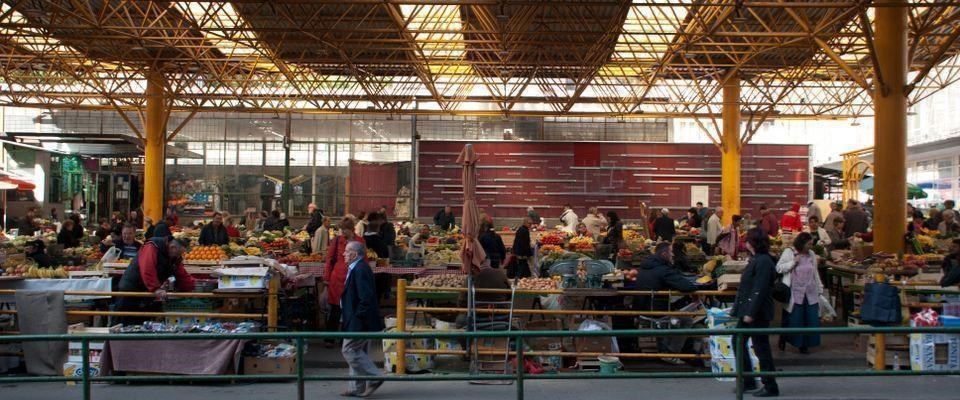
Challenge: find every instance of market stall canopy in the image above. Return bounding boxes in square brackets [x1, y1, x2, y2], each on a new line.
[1, 2, 960, 118]
[0, 171, 36, 191]
[859, 176, 928, 199]
[2, 133, 202, 159]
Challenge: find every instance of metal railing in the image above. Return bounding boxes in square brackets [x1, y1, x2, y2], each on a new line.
[2, 326, 959, 400]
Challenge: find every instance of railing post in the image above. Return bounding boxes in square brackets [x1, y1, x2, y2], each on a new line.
[267, 276, 280, 332]
[734, 331, 744, 400]
[81, 338, 91, 400]
[515, 335, 524, 400]
[296, 337, 305, 400]
[875, 333, 886, 371]
[396, 279, 408, 375]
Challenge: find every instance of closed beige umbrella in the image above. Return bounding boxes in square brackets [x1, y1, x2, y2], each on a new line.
[456, 144, 486, 274]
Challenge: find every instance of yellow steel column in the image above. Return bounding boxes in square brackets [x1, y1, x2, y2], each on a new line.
[721, 75, 741, 226]
[873, 0, 908, 253]
[143, 70, 166, 226]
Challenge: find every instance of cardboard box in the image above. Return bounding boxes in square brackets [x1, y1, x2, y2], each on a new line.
[523, 319, 564, 351]
[706, 308, 737, 330]
[383, 352, 434, 374]
[382, 327, 433, 353]
[243, 356, 295, 375]
[217, 267, 270, 289]
[710, 355, 761, 382]
[708, 336, 758, 359]
[909, 333, 960, 371]
[63, 362, 101, 378]
[717, 274, 741, 291]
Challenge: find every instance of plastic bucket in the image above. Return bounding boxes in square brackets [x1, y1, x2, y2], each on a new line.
[598, 356, 621, 374]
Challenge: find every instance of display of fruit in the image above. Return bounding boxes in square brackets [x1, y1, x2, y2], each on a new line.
[6, 264, 70, 279]
[624, 230, 645, 241]
[623, 269, 638, 282]
[278, 252, 324, 265]
[539, 244, 564, 256]
[184, 245, 228, 261]
[539, 233, 566, 246]
[260, 238, 290, 250]
[411, 274, 466, 288]
[618, 248, 633, 259]
[516, 277, 557, 290]
[425, 249, 460, 265]
[244, 247, 262, 256]
[568, 235, 595, 250]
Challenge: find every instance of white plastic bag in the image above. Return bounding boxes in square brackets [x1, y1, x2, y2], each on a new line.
[99, 247, 122, 264]
[577, 319, 620, 353]
[540, 294, 563, 310]
[819, 294, 837, 320]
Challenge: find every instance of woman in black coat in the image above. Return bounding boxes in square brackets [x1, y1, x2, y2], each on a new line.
[603, 211, 624, 263]
[478, 222, 506, 269]
[731, 227, 780, 397]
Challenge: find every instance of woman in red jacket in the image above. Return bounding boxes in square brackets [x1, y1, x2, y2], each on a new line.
[780, 203, 804, 233]
[322, 216, 365, 347]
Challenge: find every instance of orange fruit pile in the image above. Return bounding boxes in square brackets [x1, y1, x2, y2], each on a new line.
[184, 245, 228, 261]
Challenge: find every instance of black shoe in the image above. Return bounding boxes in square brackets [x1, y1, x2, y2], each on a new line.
[753, 387, 780, 397]
[736, 386, 759, 394]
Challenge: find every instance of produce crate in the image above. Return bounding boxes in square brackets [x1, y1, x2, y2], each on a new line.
[521, 318, 564, 351]
[866, 333, 910, 369]
[163, 298, 218, 326]
[65, 323, 120, 385]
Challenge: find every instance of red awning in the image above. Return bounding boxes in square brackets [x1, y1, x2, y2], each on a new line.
[0, 177, 35, 190]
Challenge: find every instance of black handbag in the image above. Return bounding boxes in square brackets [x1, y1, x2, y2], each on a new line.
[772, 278, 791, 303]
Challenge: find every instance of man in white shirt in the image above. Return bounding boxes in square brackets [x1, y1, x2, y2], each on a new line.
[559, 204, 579, 233]
[706, 207, 724, 253]
[582, 207, 608, 237]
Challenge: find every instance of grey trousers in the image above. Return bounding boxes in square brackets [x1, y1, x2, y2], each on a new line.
[341, 338, 382, 393]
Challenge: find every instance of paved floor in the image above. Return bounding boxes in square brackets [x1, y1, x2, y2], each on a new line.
[5, 335, 960, 400]
[5, 374, 959, 400]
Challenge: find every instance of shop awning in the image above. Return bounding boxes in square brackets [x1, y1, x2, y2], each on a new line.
[0, 171, 36, 191]
[2, 132, 203, 159]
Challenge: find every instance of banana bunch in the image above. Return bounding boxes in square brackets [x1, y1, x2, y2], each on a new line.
[25, 266, 68, 279]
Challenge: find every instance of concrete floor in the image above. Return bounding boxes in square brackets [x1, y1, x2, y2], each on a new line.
[4, 334, 959, 400]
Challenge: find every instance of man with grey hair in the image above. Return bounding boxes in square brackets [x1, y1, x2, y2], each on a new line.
[653, 208, 677, 242]
[338, 241, 385, 397]
[940, 209, 960, 234]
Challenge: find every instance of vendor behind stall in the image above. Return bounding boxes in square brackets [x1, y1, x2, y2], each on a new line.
[940, 239, 960, 288]
[25, 239, 53, 268]
[117, 236, 195, 324]
[198, 212, 230, 245]
[57, 219, 81, 249]
[101, 224, 143, 259]
[633, 242, 698, 364]
[17, 207, 39, 236]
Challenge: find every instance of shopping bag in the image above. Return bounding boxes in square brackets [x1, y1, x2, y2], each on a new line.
[819, 294, 837, 320]
[99, 247, 122, 264]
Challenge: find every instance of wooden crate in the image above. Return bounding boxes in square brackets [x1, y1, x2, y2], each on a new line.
[867, 346, 910, 369]
[866, 333, 910, 369]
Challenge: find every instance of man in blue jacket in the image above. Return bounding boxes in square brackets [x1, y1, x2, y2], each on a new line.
[339, 241, 385, 397]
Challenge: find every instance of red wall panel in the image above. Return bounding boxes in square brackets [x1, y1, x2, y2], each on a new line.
[350, 160, 398, 215]
[417, 141, 809, 221]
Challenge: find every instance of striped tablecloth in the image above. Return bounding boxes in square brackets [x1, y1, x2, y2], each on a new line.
[301, 265, 466, 279]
